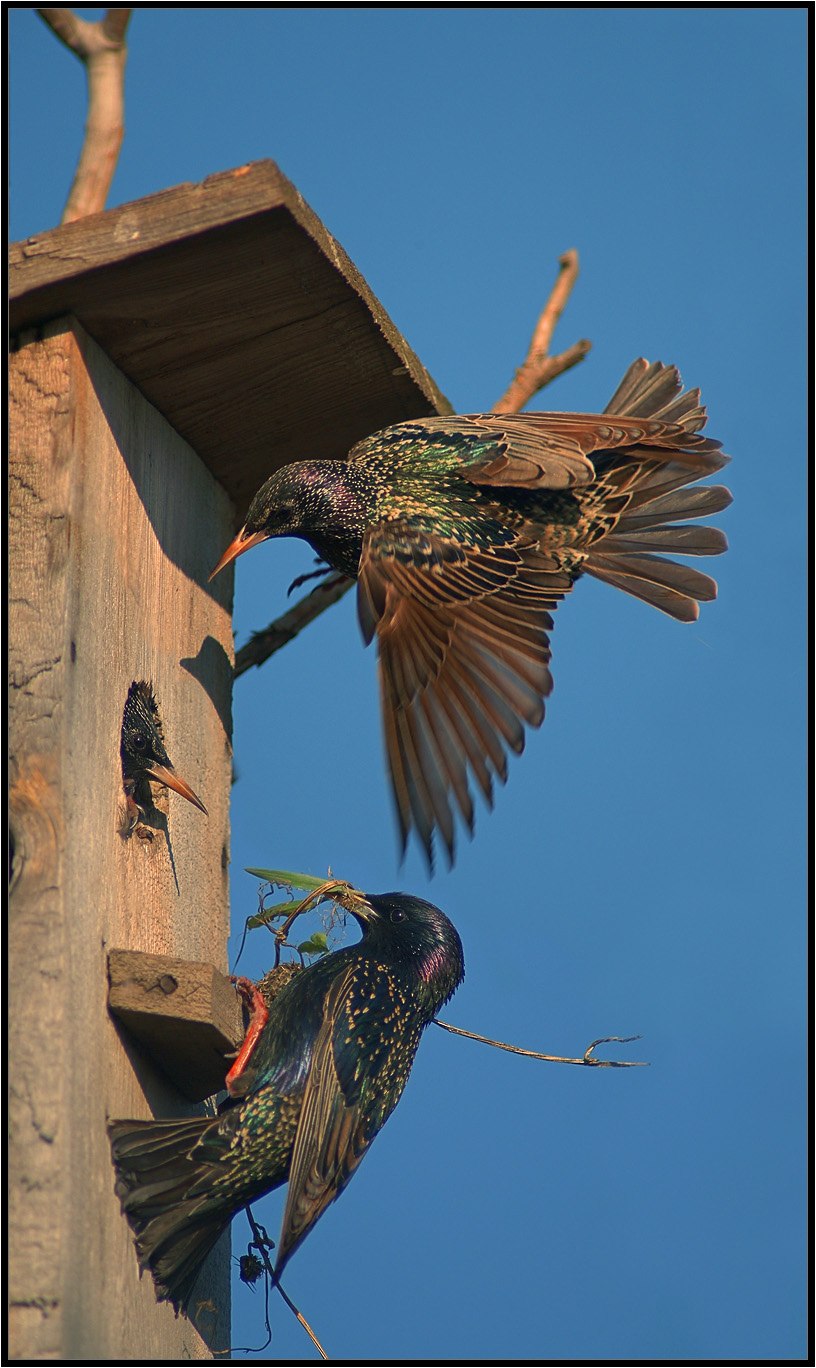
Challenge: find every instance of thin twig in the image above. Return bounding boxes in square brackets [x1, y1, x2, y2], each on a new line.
[234, 571, 353, 677]
[492, 250, 591, 412]
[243, 1206, 329, 1361]
[434, 1019, 648, 1068]
[274, 1275, 330, 1360]
[38, 8, 132, 222]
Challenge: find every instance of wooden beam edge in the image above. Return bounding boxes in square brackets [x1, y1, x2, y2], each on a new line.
[9, 159, 452, 414]
[107, 949, 244, 1102]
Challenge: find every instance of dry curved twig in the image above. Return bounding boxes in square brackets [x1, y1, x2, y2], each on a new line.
[240, 1205, 329, 1361]
[38, 8, 132, 222]
[433, 1019, 648, 1068]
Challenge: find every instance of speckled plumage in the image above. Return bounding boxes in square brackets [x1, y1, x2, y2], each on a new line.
[213, 359, 732, 866]
[120, 680, 207, 823]
[108, 891, 464, 1312]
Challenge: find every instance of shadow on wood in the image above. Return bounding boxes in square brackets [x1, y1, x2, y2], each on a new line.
[108, 949, 244, 1102]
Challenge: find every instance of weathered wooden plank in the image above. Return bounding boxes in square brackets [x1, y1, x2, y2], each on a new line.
[9, 318, 235, 1359]
[108, 950, 244, 1102]
[10, 160, 452, 519]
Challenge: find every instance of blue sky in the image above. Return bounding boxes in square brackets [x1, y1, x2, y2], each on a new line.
[10, 7, 807, 1361]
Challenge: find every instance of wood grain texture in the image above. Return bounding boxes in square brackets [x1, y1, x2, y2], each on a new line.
[10, 160, 452, 519]
[108, 950, 244, 1102]
[9, 318, 234, 1359]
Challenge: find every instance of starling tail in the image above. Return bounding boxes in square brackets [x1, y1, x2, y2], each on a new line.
[580, 360, 732, 618]
[108, 1114, 240, 1310]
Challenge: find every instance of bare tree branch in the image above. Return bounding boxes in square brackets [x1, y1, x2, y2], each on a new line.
[233, 250, 591, 676]
[100, 8, 131, 44]
[492, 249, 591, 412]
[38, 8, 85, 50]
[38, 8, 132, 223]
[234, 570, 353, 677]
[434, 1019, 648, 1068]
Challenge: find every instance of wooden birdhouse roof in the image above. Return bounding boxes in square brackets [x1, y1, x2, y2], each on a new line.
[9, 160, 451, 519]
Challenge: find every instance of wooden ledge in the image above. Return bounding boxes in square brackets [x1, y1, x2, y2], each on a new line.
[108, 949, 244, 1102]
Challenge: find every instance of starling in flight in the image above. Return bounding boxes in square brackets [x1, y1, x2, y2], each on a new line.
[211, 359, 731, 866]
[120, 680, 207, 829]
[108, 890, 464, 1312]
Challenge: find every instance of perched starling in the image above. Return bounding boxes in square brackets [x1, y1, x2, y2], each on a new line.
[120, 680, 207, 829]
[108, 890, 464, 1312]
[212, 359, 731, 867]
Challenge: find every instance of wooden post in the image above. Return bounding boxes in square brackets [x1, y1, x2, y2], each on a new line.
[9, 319, 234, 1359]
[9, 160, 448, 1361]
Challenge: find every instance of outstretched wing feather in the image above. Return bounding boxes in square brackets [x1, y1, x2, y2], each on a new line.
[358, 528, 565, 866]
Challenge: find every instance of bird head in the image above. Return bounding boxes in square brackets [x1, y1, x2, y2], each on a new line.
[209, 463, 338, 579]
[120, 681, 208, 815]
[348, 890, 465, 1006]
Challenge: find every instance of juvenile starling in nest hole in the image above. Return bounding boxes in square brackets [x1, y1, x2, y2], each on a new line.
[120, 681, 207, 832]
[211, 359, 731, 867]
[108, 891, 464, 1312]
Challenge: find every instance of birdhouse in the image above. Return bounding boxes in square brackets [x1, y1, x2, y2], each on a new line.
[8, 160, 448, 1360]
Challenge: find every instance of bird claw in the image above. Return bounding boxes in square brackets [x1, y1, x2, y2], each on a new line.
[119, 786, 149, 838]
[225, 977, 271, 1097]
[286, 564, 332, 597]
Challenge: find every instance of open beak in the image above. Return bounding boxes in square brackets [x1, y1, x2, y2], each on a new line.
[209, 528, 269, 581]
[146, 762, 208, 815]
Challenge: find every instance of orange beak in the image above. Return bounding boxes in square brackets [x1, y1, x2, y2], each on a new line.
[209, 528, 269, 581]
[146, 762, 208, 815]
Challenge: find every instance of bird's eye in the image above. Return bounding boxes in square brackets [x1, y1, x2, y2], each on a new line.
[132, 733, 148, 751]
[389, 908, 407, 923]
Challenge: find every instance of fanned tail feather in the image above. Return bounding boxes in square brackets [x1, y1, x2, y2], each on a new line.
[604, 357, 707, 431]
[583, 359, 732, 621]
[108, 1116, 236, 1313]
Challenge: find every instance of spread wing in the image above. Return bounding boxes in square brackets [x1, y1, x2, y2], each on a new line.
[276, 958, 422, 1274]
[357, 522, 573, 868]
[349, 383, 720, 493]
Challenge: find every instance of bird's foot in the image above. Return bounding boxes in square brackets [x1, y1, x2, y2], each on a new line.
[225, 976, 270, 1097]
[118, 783, 144, 837]
[286, 563, 332, 597]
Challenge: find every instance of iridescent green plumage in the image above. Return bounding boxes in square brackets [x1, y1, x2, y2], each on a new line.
[108, 891, 464, 1312]
[213, 359, 732, 866]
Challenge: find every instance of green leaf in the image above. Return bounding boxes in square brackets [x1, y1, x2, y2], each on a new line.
[297, 935, 330, 958]
[303, 931, 329, 952]
[245, 867, 327, 893]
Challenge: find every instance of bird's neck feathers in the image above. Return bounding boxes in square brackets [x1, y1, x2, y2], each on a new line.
[287, 461, 374, 575]
[414, 942, 464, 1008]
[366, 925, 464, 1013]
